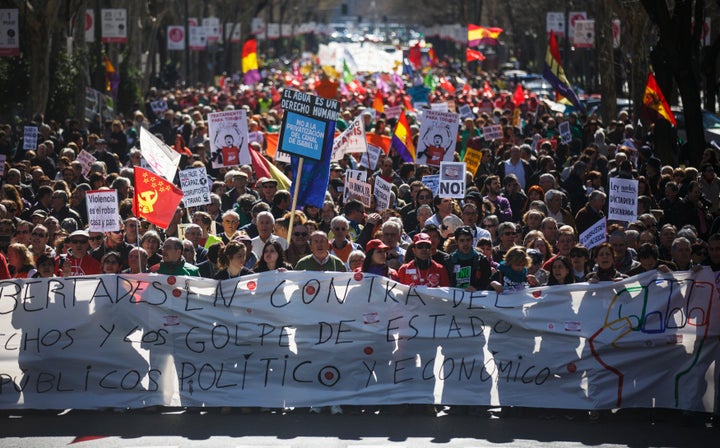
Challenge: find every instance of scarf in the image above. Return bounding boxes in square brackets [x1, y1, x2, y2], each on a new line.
[498, 261, 527, 284]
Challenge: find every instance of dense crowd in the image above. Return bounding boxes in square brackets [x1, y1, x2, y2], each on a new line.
[0, 65, 718, 293]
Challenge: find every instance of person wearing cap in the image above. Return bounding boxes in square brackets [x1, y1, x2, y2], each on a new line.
[93, 137, 119, 174]
[329, 163, 344, 180]
[256, 177, 278, 204]
[58, 229, 102, 276]
[397, 233, 449, 288]
[446, 226, 493, 291]
[355, 239, 398, 280]
[295, 231, 346, 272]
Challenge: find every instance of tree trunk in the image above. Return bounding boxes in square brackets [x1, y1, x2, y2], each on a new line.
[597, 0, 616, 125]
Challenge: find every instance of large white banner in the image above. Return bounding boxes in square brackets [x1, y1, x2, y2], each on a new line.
[1, 270, 719, 412]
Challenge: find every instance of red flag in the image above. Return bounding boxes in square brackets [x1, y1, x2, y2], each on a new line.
[466, 48, 486, 62]
[403, 96, 415, 112]
[372, 90, 384, 113]
[408, 44, 422, 70]
[428, 48, 438, 66]
[174, 134, 193, 157]
[133, 166, 184, 229]
[481, 81, 495, 99]
[641, 72, 677, 126]
[439, 77, 456, 94]
[512, 84, 525, 107]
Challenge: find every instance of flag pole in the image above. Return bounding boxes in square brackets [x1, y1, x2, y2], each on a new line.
[287, 157, 304, 244]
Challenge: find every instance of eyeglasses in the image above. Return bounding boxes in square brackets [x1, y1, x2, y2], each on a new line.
[89, 235, 104, 241]
[333, 227, 348, 232]
[110, 230, 124, 234]
[31, 232, 47, 237]
[70, 239, 88, 244]
[293, 232, 308, 237]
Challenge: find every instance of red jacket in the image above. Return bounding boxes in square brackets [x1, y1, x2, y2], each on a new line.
[397, 259, 450, 287]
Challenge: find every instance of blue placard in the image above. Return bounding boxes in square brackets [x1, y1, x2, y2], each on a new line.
[280, 111, 327, 161]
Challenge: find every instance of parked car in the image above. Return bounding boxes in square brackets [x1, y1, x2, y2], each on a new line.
[672, 107, 720, 144]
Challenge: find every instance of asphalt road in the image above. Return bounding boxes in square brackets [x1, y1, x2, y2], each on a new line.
[0, 407, 717, 448]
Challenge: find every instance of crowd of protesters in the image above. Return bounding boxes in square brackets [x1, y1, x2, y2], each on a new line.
[0, 62, 718, 293]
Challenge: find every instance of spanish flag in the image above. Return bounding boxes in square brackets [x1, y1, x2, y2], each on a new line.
[241, 38, 261, 85]
[468, 25, 503, 47]
[641, 72, 676, 126]
[391, 110, 416, 163]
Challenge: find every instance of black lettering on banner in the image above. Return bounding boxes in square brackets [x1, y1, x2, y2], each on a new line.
[393, 357, 414, 384]
[362, 360, 376, 387]
[302, 279, 320, 304]
[269, 280, 288, 308]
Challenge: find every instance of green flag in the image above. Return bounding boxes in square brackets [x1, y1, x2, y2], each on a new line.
[342, 59, 353, 84]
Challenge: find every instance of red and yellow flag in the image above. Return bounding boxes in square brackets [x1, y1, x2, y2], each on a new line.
[241, 38, 261, 85]
[372, 90, 384, 113]
[641, 72, 676, 126]
[133, 166, 184, 229]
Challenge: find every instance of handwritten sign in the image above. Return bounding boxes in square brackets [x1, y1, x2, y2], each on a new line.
[463, 148, 483, 177]
[608, 177, 638, 223]
[359, 144, 382, 170]
[482, 124, 503, 141]
[76, 149, 97, 178]
[374, 176, 392, 211]
[85, 189, 120, 232]
[23, 126, 38, 150]
[0, 270, 718, 412]
[179, 167, 210, 207]
[559, 121, 572, 144]
[421, 174, 440, 197]
[579, 217, 607, 250]
[346, 177, 372, 208]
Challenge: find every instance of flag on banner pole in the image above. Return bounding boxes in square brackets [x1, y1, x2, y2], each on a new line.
[466, 48, 486, 62]
[242, 38, 261, 85]
[290, 124, 335, 209]
[249, 145, 291, 190]
[132, 166, 184, 229]
[542, 31, 584, 112]
[468, 25, 503, 46]
[391, 110, 416, 163]
[342, 59, 353, 84]
[512, 84, 525, 107]
[103, 54, 120, 100]
[640, 72, 677, 126]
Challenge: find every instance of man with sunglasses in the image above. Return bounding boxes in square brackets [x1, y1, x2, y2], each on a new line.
[397, 233, 449, 288]
[58, 229, 101, 276]
[90, 222, 132, 270]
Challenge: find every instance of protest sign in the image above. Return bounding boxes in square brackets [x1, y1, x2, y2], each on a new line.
[150, 99, 168, 114]
[0, 154, 5, 177]
[416, 110, 460, 166]
[482, 124, 503, 141]
[1, 270, 718, 412]
[374, 176, 392, 211]
[430, 102, 449, 112]
[139, 128, 181, 181]
[421, 174, 440, 197]
[559, 121, 572, 144]
[346, 177, 372, 208]
[579, 217, 607, 250]
[359, 144, 382, 170]
[23, 126, 37, 150]
[179, 167, 211, 207]
[458, 104, 474, 121]
[208, 110, 250, 169]
[463, 148, 483, 177]
[279, 89, 339, 160]
[608, 177, 638, 223]
[76, 149, 97, 178]
[85, 189, 120, 233]
[332, 117, 366, 162]
[439, 162, 466, 198]
[384, 105, 402, 120]
[343, 169, 367, 204]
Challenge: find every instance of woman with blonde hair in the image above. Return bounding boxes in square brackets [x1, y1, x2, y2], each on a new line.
[490, 246, 539, 293]
[7, 242, 36, 278]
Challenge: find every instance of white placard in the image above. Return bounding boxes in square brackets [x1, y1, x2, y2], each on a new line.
[421, 174, 440, 197]
[179, 167, 211, 207]
[459, 104, 474, 121]
[0, 9, 19, 56]
[101, 8, 127, 44]
[23, 126, 38, 150]
[85, 189, 120, 233]
[559, 121, 572, 144]
[568, 11, 587, 39]
[374, 176, 392, 211]
[139, 128, 181, 182]
[225, 22, 242, 43]
[150, 99, 169, 114]
[384, 105, 402, 120]
[579, 217, 607, 250]
[1, 270, 718, 412]
[208, 110, 250, 168]
[416, 109, 460, 167]
[438, 162, 466, 199]
[275, 150, 291, 164]
[167, 26, 185, 51]
[0, 154, 6, 177]
[202, 17, 221, 42]
[346, 177, 372, 208]
[608, 177, 639, 223]
[76, 149, 97, 178]
[343, 169, 367, 204]
[430, 102, 449, 112]
[482, 124, 503, 141]
[332, 118, 367, 162]
[84, 9, 94, 43]
[359, 144, 382, 170]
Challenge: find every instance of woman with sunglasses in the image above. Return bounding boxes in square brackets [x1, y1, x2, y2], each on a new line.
[285, 222, 311, 267]
[7, 243, 36, 278]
